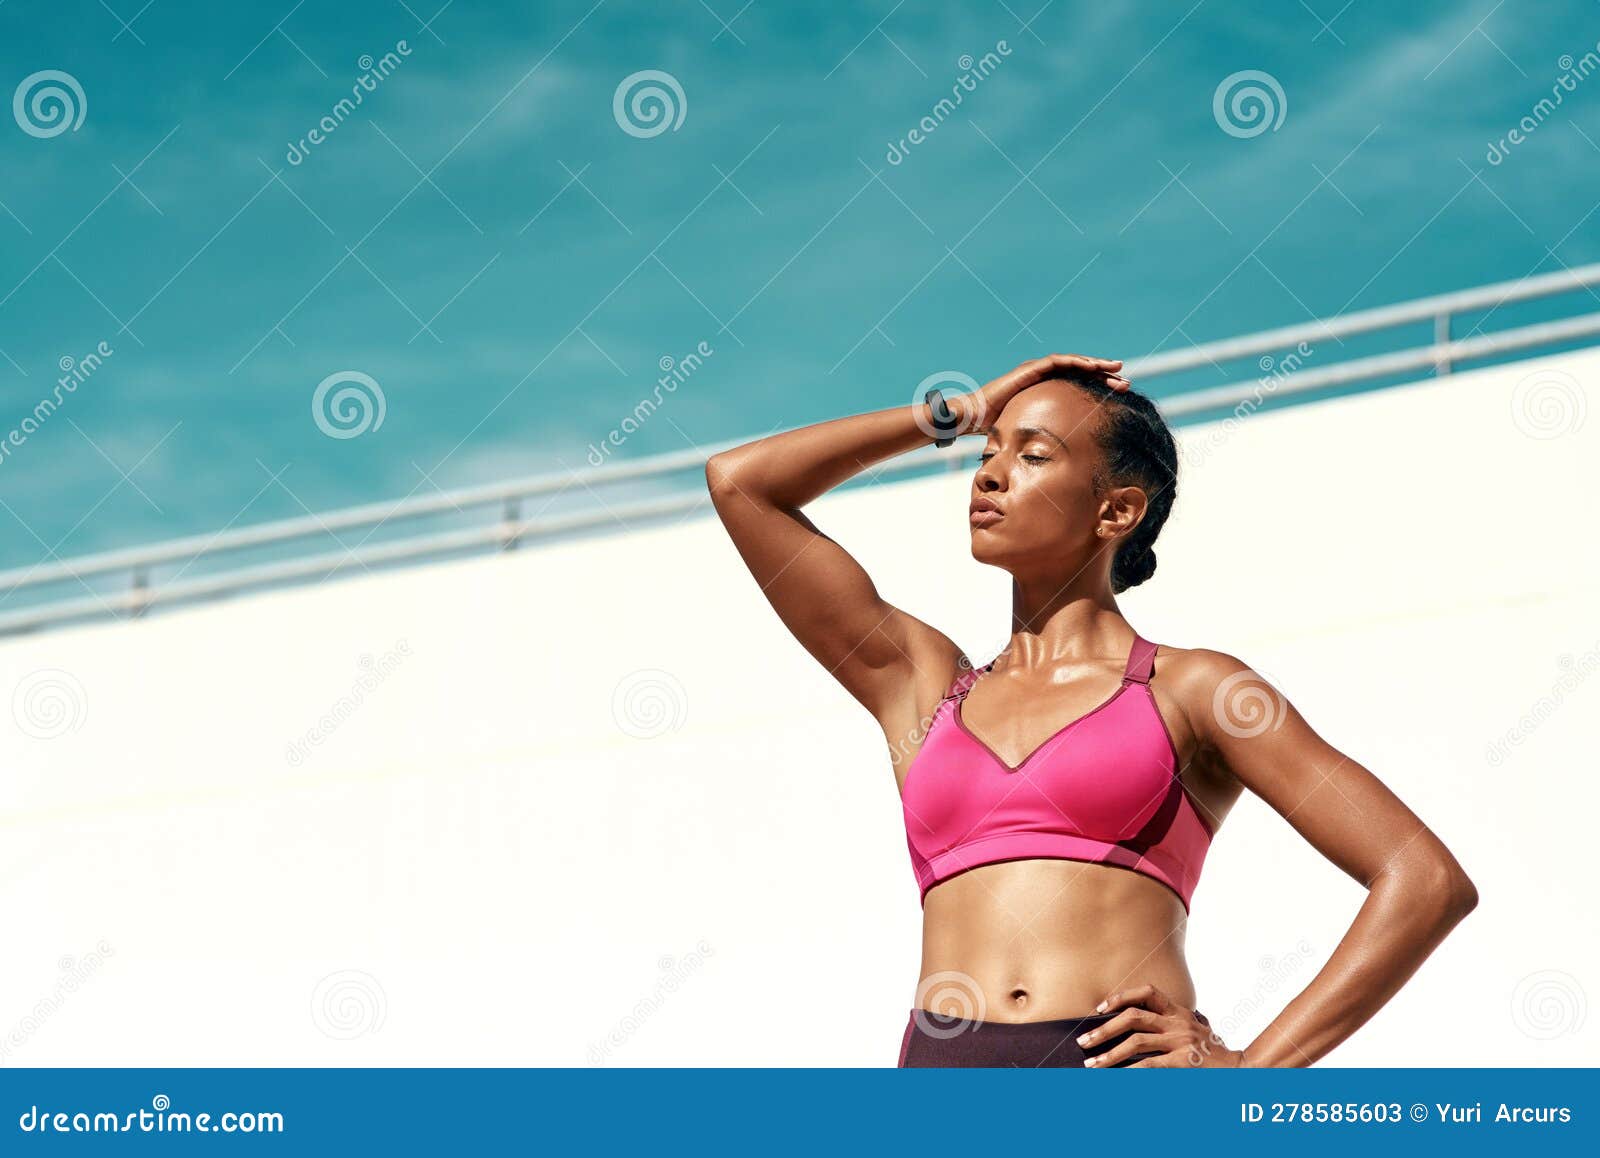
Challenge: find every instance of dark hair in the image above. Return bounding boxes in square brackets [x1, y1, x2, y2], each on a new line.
[1071, 382, 1179, 594]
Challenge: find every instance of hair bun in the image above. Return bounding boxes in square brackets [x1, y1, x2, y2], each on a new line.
[1114, 542, 1158, 592]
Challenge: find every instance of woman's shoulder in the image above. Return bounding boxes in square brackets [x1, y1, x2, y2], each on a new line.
[1147, 642, 1265, 707]
[1145, 643, 1275, 787]
[1148, 641, 1285, 726]
[1150, 641, 1253, 679]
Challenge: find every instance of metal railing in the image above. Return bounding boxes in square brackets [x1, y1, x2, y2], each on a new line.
[5, 262, 1600, 637]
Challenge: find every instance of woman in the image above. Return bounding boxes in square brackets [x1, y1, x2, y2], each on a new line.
[704, 353, 1478, 1068]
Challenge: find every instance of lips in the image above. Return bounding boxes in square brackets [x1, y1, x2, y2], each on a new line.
[969, 497, 1003, 527]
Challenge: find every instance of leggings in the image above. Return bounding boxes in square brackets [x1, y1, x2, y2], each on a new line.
[897, 1006, 1213, 1068]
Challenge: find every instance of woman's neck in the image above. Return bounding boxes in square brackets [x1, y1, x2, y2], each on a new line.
[995, 586, 1129, 672]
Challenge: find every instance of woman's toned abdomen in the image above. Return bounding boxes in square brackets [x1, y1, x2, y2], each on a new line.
[916, 859, 1196, 1022]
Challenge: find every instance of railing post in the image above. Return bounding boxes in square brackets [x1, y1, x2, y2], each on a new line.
[130, 566, 150, 618]
[1435, 311, 1452, 375]
[501, 497, 521, 551]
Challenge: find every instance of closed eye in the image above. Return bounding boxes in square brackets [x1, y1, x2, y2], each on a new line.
[977, 452, 1051, 465]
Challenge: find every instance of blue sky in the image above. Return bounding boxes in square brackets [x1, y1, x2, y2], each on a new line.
[1, 0, 1597, 577]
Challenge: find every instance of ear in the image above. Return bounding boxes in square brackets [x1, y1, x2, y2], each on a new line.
[1096, 484, 1148, 542]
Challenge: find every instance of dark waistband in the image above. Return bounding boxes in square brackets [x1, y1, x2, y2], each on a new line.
[908, 1007, 1208, 1032]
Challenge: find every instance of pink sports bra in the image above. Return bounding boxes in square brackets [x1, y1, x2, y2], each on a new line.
[901, 634, 1216, 913]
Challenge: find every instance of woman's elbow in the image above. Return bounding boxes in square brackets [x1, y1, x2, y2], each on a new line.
[1430, 858, 1479, 922]
[705, 451, 742, 498]
[1387, 852, 1478, 923]
[1449, 871, 1480, 919]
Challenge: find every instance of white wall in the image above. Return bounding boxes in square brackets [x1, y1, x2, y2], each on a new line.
[2, 349, 1596, 1067]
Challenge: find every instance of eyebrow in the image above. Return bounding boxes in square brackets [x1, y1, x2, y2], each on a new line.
[977, 424, 1069, 451]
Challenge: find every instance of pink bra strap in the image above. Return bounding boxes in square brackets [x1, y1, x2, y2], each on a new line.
[947, 640, 1156, 698]
[1122, 635, 1158, 685]
[939, 660, 986, 704]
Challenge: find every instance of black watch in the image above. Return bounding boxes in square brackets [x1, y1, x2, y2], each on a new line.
[924, 388, 961, 447]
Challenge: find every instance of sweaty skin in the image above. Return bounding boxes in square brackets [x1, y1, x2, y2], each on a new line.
[706, 354, 1478, 1067]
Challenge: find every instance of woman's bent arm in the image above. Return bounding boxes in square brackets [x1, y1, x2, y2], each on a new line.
[1179, 649, 1479, 1066]
[704, 399, 963, 728]
[704, 356, 1127, 743]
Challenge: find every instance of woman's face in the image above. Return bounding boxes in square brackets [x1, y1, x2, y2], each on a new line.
[968, 381, 1139, 575]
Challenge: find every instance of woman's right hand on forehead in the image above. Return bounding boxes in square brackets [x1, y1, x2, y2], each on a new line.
[954, 354, 1131, 431]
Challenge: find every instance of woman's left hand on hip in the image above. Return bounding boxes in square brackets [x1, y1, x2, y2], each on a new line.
[1078, 983, 1246, 1068]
